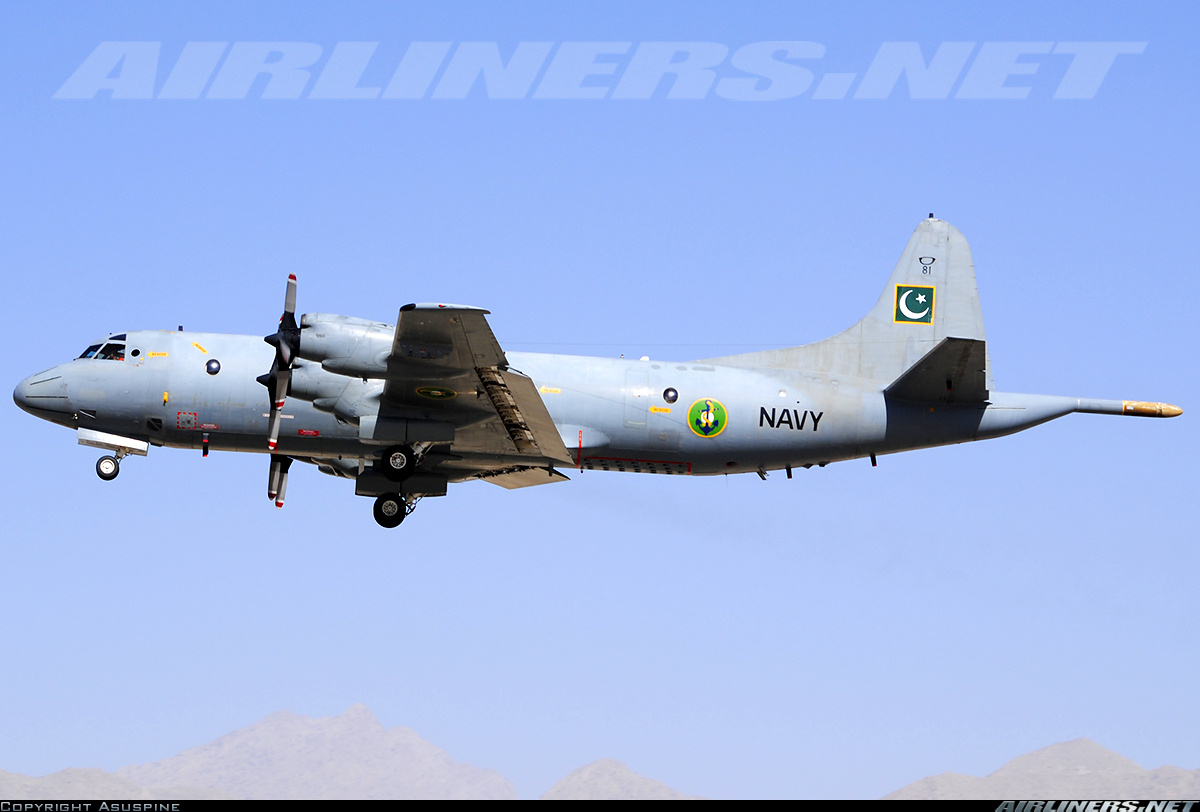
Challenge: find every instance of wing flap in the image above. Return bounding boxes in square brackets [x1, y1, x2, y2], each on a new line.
[477, 466, 571, 489]
[477, 366, 573, 465]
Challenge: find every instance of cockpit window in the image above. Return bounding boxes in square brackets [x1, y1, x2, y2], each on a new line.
[95, 343, 126, 361]
[80, 341, 126, 360]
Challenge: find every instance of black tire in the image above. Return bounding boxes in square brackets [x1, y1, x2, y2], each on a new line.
[373, 493, 405, 528]
[96, 456, 120, 481]
[379, 444, 415, 482]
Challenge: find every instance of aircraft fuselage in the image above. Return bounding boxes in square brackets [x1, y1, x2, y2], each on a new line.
[15, 329, 1100, 480]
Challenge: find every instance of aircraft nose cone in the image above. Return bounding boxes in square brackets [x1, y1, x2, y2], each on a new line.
[13, 369, 72, 417]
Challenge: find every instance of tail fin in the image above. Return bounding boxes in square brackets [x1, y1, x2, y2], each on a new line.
[703, 217, 993, 393]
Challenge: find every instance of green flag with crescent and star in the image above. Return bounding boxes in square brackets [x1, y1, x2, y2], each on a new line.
[894, 284, 935, 324]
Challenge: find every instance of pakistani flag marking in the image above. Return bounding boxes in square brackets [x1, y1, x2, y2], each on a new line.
[895, 285, 935, 324]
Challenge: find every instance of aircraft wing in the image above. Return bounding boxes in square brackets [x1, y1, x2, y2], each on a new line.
[377, 304, 573, 466]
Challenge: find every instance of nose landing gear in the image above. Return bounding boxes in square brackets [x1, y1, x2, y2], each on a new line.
[95, 447, 135, 481]
[79, 428, 148, 482]
[96, 455, 120, 480]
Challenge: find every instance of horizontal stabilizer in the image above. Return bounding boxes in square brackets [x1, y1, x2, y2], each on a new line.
[885, 337, 989, 404]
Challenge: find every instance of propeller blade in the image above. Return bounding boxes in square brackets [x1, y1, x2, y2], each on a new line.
[275, 469, 290, 508]
[271, 274, 300, 365]
[268, 456, 282, 500]
[268, 455, 292, 507]
[272, 368, 290, 409]
[275, 456, 292, 508]
[267, 408, 283, 452]
[266, 368, 291, 450]
[283, 273, 297, 319]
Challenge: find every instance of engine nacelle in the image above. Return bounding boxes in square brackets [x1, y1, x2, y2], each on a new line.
[298, 313, 393, 377]
[289, 359, 347, 403]
[289, 360, 382, 425]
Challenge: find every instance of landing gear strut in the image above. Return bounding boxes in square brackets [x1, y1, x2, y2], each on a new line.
[373, 493, 420, 528]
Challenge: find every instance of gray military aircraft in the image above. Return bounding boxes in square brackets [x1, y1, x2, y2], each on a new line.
[13, 217, 1182, 528]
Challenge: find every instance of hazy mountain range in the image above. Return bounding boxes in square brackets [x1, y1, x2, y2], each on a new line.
[1, 705, 698, 800]
[2, 705, 1197, 799]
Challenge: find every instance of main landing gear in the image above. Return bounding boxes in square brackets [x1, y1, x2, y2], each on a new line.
[371, 443, 431, 527]
[379, 444, 416, 481]
[373, 493, 420, 529]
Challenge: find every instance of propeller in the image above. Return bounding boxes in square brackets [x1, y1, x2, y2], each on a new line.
[257, 275, 300, 509]
[256, 274, 300, 452]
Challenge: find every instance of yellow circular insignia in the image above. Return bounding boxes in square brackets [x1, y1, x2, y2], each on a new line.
[687, 398, 728, 438]
[416, 386, 457, 400]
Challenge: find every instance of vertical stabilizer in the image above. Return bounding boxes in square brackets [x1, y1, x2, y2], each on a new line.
[702, 217, 993, 391]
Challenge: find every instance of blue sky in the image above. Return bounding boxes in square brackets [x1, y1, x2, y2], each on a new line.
[2, 2, 1197, 799]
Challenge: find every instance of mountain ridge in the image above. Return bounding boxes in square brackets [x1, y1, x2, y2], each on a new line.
[884, 739, 1200, 800]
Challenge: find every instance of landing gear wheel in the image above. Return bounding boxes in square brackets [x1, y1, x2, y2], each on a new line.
[380, 444, 415, 482]
[373, 493, 405, 528]
[96, 455, 120, 481]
